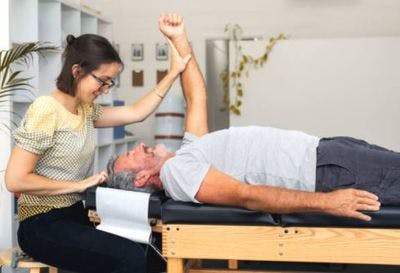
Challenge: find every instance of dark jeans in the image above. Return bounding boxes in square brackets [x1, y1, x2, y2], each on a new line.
[316, 136, 400, 205]
[18, 202, 146, 273]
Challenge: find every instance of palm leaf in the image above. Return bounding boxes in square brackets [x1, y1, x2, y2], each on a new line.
[0, 42, 58, 133]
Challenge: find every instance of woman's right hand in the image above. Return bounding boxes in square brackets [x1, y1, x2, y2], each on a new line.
[168, 38, 191, 75]
[76, 171, 108, 193]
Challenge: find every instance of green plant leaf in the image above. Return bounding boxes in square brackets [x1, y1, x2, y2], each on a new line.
[0, 42, 57, 133]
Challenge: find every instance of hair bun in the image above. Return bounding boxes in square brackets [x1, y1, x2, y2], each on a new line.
[66, 34, 76, 45]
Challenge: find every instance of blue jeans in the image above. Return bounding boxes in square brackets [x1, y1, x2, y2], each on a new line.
[18, 202, 146, 273]
[316, 136, 400, 205]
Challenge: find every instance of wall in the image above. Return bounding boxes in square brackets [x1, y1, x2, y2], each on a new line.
[230, 37, 400, 150]
[82, 0, 400, 144]
[0, 0, 14, 252]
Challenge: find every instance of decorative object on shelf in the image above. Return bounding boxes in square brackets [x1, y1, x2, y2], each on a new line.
[220, 24, 287, 115]
[132, 70, 144, 86]
[0, 42, 57, 132]
[155, 42, 168, 61]
[131, 43, 143, 61]
[156, 69, 168, 84]
[155, 95, 185, 152]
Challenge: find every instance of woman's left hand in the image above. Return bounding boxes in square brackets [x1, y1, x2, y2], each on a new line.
[167, 38, 191, 75]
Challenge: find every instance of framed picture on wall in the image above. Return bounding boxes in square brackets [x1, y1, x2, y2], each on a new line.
[131, 43, 144, 61]
[155, 42, 168, 61]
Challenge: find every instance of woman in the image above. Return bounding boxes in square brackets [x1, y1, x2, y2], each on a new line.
[5, 30, 190, 273]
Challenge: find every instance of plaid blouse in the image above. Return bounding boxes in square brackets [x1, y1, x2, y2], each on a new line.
[13, 96, 103, 221]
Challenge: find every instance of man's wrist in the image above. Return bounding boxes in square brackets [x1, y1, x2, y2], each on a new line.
[314, 192, 330, 212]
[170, 34, 189, 44]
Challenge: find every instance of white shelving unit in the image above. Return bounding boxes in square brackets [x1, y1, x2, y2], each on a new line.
[93, 136, 138, 172]
[5, 0, 134, 251]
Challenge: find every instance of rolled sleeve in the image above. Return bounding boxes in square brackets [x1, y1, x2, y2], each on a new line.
[91, 103, 104, 122]
[13, 98, 57, 155]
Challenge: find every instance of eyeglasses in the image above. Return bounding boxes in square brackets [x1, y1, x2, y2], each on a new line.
[90, 73, 116, 90]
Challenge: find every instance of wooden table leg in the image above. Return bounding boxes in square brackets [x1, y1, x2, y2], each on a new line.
[49, 266, 58, 273]
[168, 257, 184, 273]
[228, 259, 238, 269]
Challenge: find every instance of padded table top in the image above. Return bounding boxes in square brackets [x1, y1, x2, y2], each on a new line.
[85, 187, 400, 228]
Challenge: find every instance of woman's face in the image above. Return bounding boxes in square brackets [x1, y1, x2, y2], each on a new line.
[75, 62, 121, 103]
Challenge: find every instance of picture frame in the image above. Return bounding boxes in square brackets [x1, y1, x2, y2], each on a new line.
[155, 42, 168, 61]
[131, 43, 144, 61]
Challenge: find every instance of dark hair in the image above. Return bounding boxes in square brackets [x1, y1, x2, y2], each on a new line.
[106, 156, 156, 193]
[56, 34, 123, 96]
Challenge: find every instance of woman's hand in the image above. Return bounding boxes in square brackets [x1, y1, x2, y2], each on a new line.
[168, 38, 191, 75]
[76, 171, 108, 193]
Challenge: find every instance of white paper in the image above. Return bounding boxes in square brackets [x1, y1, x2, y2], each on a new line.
[96, 187, 152, 244]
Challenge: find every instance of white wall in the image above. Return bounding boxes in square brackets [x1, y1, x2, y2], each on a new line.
[0, 0, 14, 252]
[82, 0, 400, 144]
[230, 37, 400, 151]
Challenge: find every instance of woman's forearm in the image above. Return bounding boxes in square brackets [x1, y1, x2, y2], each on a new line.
[6, 172, 81, 196]
[130, 70, 179, 121]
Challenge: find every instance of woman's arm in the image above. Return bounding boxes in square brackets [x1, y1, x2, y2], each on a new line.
[5, 146, 107, 195]
[95, 42, 191, 128]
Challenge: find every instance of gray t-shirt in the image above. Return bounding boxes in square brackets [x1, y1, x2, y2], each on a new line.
[160, 126, 320, 203]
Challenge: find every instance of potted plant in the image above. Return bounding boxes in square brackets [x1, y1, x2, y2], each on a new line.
[0, 42, 57, 131]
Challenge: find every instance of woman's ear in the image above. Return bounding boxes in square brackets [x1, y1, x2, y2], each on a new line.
[71, 64, 82, 79]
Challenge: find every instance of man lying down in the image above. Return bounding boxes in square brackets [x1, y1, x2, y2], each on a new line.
[107, 15, 398, 222]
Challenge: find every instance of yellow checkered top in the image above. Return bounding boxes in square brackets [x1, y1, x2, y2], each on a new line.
[13, 96, 104, 221]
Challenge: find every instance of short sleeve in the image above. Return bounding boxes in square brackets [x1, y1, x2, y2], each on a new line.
[13, 97, 58, 155]
[180, 132, 198, 149]
[160, 154, 210, 203]
[91, 103, 104, 122]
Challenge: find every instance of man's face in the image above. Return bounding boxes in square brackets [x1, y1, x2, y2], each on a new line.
[114, 143, 169, 173]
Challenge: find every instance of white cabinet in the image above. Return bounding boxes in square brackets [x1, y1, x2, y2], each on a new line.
[94, 137, 138, 173]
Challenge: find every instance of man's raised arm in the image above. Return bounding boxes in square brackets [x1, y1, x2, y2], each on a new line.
[159, 13, 208, 137]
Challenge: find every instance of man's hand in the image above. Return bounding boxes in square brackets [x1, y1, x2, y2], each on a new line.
[158, 13, 186, 41]
[323, 188, 380, 221]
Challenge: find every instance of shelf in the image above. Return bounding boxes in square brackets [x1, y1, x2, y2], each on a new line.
[11, 102, 31, 129]
[39, 0, 62, 46]
[10, 0, 38, 44]
[112, 136, 137, 145]
[61, 3, 81, 46]
[96, 145, 113, 172]
[81, 13, 98, 34]
[39, 52, 62, 96]
[57, 0, 80, 10]
[95, 92, 113, 105]
[10, 55, 39, 103]
[98, 20, 113, 40]
[114, 142, 128, 155]
[96, 127, 113, 146]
